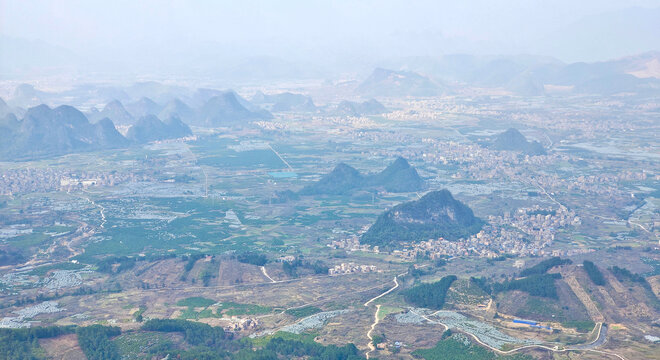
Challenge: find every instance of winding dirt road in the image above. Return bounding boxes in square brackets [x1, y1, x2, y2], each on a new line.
[363, 275, 402, 358]
[260, 266, 277, 283]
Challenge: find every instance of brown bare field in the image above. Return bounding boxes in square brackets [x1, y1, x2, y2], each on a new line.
[39, 333, 86, 360]
[369, 315, 446, 358]
[217, 260, 269, 286]
[136, 257, 186, 287]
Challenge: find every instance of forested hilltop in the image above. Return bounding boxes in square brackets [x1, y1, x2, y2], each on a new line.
[361, 189, 483, 247]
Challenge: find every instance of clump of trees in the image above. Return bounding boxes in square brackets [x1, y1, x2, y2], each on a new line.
[520, 257, 571, 277]
[184, 253, 205, 272]
[492, 273, 562, 299]
[264, 337, 362, 359]
[76, 325, 121, 360]
[412, 335, 498, 360]
[610, 266, 660, 310]
[179, 253, 205, 282]
[282, 256, 328, 278]
[95, 256, 137, 274]
[285, 306, 322, 318]
[470, 276, 492, 294]
[583, 260, 605, 285]
[0, 248, 26, 267]
[0, 326, 75, 359]
[402, 275, 457, 309]
[142, 319, 229, 347]
[610, 266, 645, 283]
[236, 252, 268, 266]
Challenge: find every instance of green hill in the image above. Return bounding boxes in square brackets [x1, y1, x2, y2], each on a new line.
[361, 189, 483, 247]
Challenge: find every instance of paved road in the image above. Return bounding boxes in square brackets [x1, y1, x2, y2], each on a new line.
[571, 323, 608, 350]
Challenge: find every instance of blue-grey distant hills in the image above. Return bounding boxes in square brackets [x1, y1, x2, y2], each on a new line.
[299, 157, 424, 195]
[334, 99, 387, 116]
[251, 91, 316, 112]
[197, 92, 273, 127]
[159, 98, 196, 125]
[88, 100, 135, 125]
[0, 104, 129, 160]
[0, 103, 196, 160]
[11, 84, 50, 109]
[361, 189, 483, 247]
[125, 97, 163, 118]
[490, 128, 546, 156]
[356, 68, 449, 97]
[0, 97, 24, 119]
[385, 52, 660, 96]
[125, 115, 192, 143]
[86, 90, 272, 128]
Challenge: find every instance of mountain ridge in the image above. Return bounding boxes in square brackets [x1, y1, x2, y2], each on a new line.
[299, 157, 424, 195]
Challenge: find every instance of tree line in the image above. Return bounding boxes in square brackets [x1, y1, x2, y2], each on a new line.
[520, 257, 571, 277]
[583, 260, 605, 285]
[402, 275, 457, 309]
[0, 326, 75, 360]
[492, 273, 562, 299]
[76, 325, 121, 360]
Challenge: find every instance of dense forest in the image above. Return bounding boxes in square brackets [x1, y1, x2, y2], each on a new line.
[142, 319, 230, 347]
[260, 337, 363, 360]
[582, 260, 606, 285]
[493, 273, 562, 299]
[361, 190, 483, 247]
[0, 248, 26, 267]
[470, 276, 492, 294]
[236, 252, 268, 266]
[402, 275, 457, 309]
[0, 326, 75, 360]
[76, 325, 121, 360]
[95, 256, 137, 274]
[610, 266, 646, 283]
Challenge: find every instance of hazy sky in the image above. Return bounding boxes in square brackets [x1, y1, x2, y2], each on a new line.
[2, 0, 660, 75]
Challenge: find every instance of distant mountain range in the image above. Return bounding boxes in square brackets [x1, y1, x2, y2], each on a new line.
[89, 100, 135, 125]
[490, 128, 546, 156]
[5, 50, 659, 121]
[356, 68, 448, 97]
[11, 84, 50, 109]
[125, 115, 192, 143]
[361, 189, 483, 247]
[197, 92, 273, 127]
[0, 105, 128, 160]
[251, 91, 316, 112]
[299, 157, 424, 195]
[0, 97, 24, 119]
[85, 92, 273, 127]
[381, 51, 660, 96]
[334, 99, 387, 117]
[0, 103, 194, 161]
[125, 97, 163, 118]
[159, 99, 196, 125]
